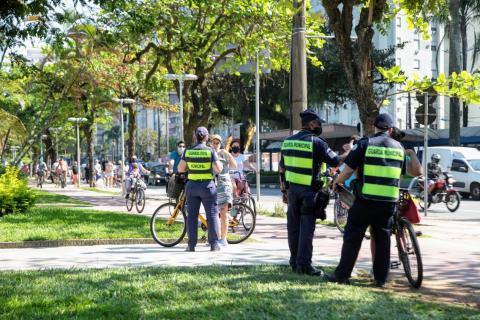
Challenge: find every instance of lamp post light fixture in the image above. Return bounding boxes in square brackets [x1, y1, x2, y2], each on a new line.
[163, 73, 198, 141]
[112, 98, 135, 194]
[68, 117, 88, 187]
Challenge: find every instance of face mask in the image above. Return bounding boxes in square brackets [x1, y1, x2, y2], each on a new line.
[177, 147, 185, 154]
[231, 146, 240, 153]
[312, 126, 322, 136]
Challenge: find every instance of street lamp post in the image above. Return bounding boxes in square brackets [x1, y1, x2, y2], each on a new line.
[164, 74, 198, 141]
[39, 134, 47, 161]
[68, 117, 87, 187]
[9, 146, 19, 163]
[112, 98, 135, 194]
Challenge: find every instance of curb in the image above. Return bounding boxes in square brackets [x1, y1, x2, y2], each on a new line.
[0, 238, 156, 249]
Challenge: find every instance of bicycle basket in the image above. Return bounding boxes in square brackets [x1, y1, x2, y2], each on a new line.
[167, 175, 184, 199]
[334, 196, 349, 217]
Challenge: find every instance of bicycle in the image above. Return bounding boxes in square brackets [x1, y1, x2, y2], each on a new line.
[392, 187, 423, 288]
[150, 189, 256, 247]
[125, 177, 147, 213]
[232, 170, 257, 215]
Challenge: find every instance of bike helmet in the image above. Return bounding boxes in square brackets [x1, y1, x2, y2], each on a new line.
[431, 153, 441, 163]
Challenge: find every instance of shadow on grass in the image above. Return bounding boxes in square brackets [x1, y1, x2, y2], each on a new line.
[0, 266, 477, 319]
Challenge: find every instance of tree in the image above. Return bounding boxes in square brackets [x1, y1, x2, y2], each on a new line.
[137, 128, 158, 161]
[320, 0, 447, 134]
[450, 0, 462, 145]
[97, 0, 322, 145]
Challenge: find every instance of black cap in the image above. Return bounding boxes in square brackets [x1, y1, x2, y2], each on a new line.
[374, 113, 394, 129]
[300, 109, 325, 123]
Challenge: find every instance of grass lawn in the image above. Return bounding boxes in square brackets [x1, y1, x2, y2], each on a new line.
[0, 265, 477, 319]
[35, 190, 92, 206]
[0, 207, 151, 242]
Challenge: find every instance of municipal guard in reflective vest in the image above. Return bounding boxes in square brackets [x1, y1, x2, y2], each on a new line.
[177, 127, 223, 252]
[325, 113, 404, 287]
[279, 109, 350, 276]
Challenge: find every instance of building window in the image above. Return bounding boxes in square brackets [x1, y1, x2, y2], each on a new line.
[396, 17, 402, 27]
[414, 59, 420, 70]
[396, 37, 402, 44]
[414, 39, 420, 52]
[396, 58, 402, 66]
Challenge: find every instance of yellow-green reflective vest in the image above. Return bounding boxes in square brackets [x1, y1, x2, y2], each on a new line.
[184, 149, 213, 181]
[281, 138, 314, 186]
[361, 136, 404, 202]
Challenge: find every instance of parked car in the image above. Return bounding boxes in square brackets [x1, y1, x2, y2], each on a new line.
[146, 164, 168, 186]
[425, 147, 480, 200]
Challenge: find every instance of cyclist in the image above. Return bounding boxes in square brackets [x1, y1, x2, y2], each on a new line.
[58, 157, 68, 185]
[36, 159, 48, 185]
[427, 154, 443, 194]
[125, 158, 149, 199]
[177, 127, 223, 252]
[229, 140, 256, 197]
[168, 141, 186, 174]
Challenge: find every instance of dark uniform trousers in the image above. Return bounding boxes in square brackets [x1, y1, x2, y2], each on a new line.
[185, 180, 220, 248]
[335, 198, 396, 283]
[287, 184, 317, 268]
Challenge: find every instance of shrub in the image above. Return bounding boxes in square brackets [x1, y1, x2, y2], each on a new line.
[0, 166, 36, 216]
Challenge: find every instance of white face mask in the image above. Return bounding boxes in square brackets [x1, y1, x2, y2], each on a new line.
[177, 147, 185, 154]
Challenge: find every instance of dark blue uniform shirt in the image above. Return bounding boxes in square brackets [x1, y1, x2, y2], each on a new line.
[280, 130, 341, 180]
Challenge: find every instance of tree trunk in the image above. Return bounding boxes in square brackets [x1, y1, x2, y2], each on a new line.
[321, 1, 386, 136]
[0, 128, 11, 162]
[449, 0, 462, 145]
[83, 113, 96, 188]
[184, 77, 212, 146]
[127, 103, 137, 160]
[460, 13, 468, 127]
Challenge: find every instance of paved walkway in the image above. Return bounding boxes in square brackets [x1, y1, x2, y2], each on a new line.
[3, 184, 480, 297]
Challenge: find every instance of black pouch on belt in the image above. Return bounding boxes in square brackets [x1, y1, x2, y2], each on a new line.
[314, 190, 330, 220]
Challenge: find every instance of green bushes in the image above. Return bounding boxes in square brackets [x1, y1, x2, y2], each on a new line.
[0, 166, 36, 216]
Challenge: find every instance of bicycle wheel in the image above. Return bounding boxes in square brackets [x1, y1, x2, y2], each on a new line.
[126, 192, 134, 212]
[445, 191, 460, 212]
[227, 203, 256, 244]
[396, 217, 423, 288]
[334, 195, 349, 234]
[150, 202, 187, 247]
[418, 191, 431, 210]
[248, 196, 257, 215]
[135, 188, 146, 213]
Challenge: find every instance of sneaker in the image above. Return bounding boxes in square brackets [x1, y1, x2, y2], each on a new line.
[210, 244, 221, 251]
[218, 239, 229, 247]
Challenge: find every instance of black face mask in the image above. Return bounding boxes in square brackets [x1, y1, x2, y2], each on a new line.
[311, 126, 322, 136]
[231, 146, 240, 153]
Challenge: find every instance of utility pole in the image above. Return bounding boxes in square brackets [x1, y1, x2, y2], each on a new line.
[448, 0, 461, 146]
[290, 0, 307, 131]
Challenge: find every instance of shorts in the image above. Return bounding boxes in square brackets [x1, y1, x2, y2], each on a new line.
[104, 172, 114, 178]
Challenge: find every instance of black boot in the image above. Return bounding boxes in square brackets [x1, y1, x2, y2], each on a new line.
[295, 265, 322, 276]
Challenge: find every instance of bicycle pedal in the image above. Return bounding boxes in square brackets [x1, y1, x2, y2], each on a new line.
[390, 261, 401, 269]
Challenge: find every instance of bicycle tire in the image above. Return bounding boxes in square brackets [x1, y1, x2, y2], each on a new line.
[396, 217, 423, 288]
[445, 191, 460, 212]
[150, 202, 187, 247]
[126, 192, 134, 212]
[249, 196, 257, 215]
[135, 188, 146, 213]
[227, 203, 256, 244]
[333, 195, 349, 234]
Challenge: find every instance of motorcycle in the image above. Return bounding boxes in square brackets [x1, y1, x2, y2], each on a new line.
[416, 172, 461, 212]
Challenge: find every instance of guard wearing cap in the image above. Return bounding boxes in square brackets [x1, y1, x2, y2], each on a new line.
[279, 109, 349, 276]
[177, 127, 223, 252]
[325, 113, 405, 287]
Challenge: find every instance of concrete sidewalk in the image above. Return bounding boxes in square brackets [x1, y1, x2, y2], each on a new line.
[5, 184, 480, 293]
